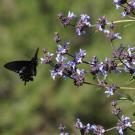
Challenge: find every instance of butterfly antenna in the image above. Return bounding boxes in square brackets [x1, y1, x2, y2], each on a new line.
[24, 81, 26, 85]
[34, 48, 39, 58]
[31, 48, 39, 61]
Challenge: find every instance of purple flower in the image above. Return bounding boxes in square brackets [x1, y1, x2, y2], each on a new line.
[71, 69, 85, 86]
[59, 123, 69, 135]
[56, 54, 67, 63]
[111, 100, 117, 106]
[113, 0, 127, 9]
[91, 125, 105, 135]
[98, 62, 108, 78]
[75, 118, 84, 129]
[121, 11, 128, 17]
[114, 33, 122, 39]
[104, 84, 117, 97]
[50, 69, 62, 80]
[80, 14, 91, 26]
[105, 87, 114, 97]
[127, 46, 135, 57]
[75, 49, 87, 63]
[67, 60, 77, 70]
[75, 119, 91, 134]
[96, 16, 108, 31]
[79, 49, 87, 57]
[57, 42, 70, 55]
[58, 11, 76, 27]
[51, 55, 67, 80]
[104, 30, 122, 41]
[41, 49, 54, 64]
[76, 14, 91, 35]
[112, 107, 122, 115]
[117, 115, 132, 135]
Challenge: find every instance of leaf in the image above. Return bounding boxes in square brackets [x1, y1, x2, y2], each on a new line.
[125, 94, 134, 102]
[117, 93, 134, 102]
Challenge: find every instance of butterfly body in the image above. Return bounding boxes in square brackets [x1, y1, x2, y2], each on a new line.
[4, 48, 39, 85]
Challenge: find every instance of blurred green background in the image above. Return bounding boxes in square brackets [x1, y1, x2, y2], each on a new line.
[1, 0, 135, 135]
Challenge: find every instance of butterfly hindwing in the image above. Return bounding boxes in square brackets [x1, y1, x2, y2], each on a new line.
[4, 48, 39, 85]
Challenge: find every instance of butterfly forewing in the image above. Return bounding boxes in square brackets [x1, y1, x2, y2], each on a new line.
[4, 61, 31, 73]
[4, 48, 39, 85]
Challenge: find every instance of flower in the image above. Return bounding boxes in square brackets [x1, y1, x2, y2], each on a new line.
[59, 123, 69, 135]
[54, 32, 61, 44]
[75, 49, 87, 63]
[67, 11, 76, 19]
[58, 11, 76, 27]
[104, 84, 117, 97]
[104, 30, 122, 41]
[98, 62, 108, 78]
[113, 0, 127, 9]
[117, 115, 132, 135]
[76, 14, 91, 35]
[67, 60, 77, 70]
[40, 49, 54, 64]
[56, 42, 70, 55]
[50, 68, 63, 80]
[75, 119, 91, 134]
[91, 125, 105, 135]
[127, 46, 135, 57]
[56, 54, 67, 63]
[96, 16, 108, 31]
[75, 118, 84, 129]
[80, 14, 91, 26]
[71, 69, 85, 86]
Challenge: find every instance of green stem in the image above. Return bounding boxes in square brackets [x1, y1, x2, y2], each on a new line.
[90, 19, 135, 27]
[128, 15, 135, 20]
[120, 87, 135, 90]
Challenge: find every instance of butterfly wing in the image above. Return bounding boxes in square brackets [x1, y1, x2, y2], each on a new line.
[4, 61, 30, 73]
[4, 61, 37, 85]
[4, 48, 39, 85]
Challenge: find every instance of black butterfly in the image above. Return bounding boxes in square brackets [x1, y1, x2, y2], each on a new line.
[4, 48, 39, 85]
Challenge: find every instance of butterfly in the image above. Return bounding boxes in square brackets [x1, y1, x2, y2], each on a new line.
[4, 48, 39, 85]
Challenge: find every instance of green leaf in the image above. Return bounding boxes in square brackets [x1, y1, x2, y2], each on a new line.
[118, 93, 134, 102]
[125, 94, 134, 102]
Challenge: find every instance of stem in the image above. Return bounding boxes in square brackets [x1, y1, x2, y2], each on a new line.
[66, 53, 90, 65]
[128, 15, 135, 20]
[105, 127, 116, 132]
[119, 87, 135, 90]
[90, 19, 135, 28]
[84, 81, 98, 86]
[105, 121, 135, 133]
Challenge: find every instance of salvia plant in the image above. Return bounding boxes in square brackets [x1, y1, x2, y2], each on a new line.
[40, 0, 135, 135]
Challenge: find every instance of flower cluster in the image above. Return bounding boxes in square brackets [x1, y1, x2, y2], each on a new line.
[75, 118, 105, 135]
[113, 0, 135, 17]
[58, 11, 91, 35]
[59, 123, 69, 135]
[58, 11, 76, 27]
[41, 33, 135, 97]
[41, 36, 88, 86]
[40, 1, 135, 134]
[111, 100, 133, 135]
[90, 56, 118, 79]
[96, 16, 122, 42]
[113, 45, 135, 76]
[117, 116, 132, 135]
[76, 14, 91, 35]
